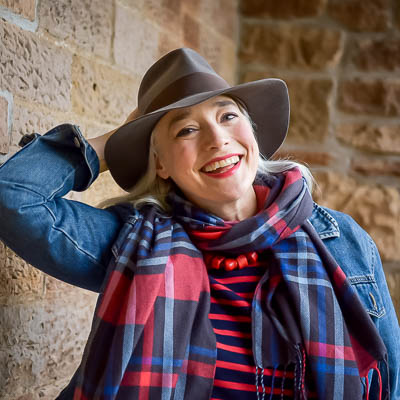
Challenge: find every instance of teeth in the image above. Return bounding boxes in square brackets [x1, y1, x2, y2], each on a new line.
[203, 155, 240, 172]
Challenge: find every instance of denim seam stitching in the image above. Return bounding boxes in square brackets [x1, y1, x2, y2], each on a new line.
[312, 203, 340, 238]
[43, 202, 104, 267]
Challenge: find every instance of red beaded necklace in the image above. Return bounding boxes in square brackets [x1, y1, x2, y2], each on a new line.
[203, 251, 259, 271]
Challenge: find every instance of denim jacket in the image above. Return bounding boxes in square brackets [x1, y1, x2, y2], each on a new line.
[0, 124, 399, 399]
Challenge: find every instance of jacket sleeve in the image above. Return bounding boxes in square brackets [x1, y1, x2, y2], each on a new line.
[0, 124, 124, 292]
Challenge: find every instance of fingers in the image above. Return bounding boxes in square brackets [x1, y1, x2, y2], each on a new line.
[124, 107, 139, 124]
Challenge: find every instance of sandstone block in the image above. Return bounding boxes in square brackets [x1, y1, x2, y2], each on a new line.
[0, 20, 71, 111]
[199, 34, 237, 85]
[159, 32, 184, 59]
[0, 243, 44, 303]
[0, 0, 36, 21]
[183, 13, 200, 49]
[338, 79, 400, 116]
[0, 96, 8, 154]
[142, 0, 183, 34]
[198, 0, 238, 39]
[38, 0, 112, 59]
[328, 0, 390, 32]
[10, 102, 66, 151]
[182, 0, 238, 39]
[114, 3, 160, 77]
[72, 56, 139, 124]
[240, 0, 327, 18]
[82, 170, 126, 207]
[349, 38, 400, 72]
[337, 123, 400, 154]
[314, 171, 400, 262]
[240, 23, 343, 70]
[274, 149, 334, 166]
[351, 158, 400, 177]
[0, 291, 96, 397]
[241, 72, 333, 143]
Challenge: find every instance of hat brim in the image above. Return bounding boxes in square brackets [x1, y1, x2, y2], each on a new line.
[105, 78, 289, 191]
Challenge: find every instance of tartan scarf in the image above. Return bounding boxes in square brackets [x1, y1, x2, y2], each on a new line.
[73, 168, 388, 400]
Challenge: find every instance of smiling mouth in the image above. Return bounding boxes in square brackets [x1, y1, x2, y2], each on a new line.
[201, 155, 241, 173]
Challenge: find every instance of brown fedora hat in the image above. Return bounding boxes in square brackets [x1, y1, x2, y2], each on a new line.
[105, 48, 290, 191]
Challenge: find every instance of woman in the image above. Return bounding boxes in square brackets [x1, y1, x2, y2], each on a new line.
[0, 48, 398, 399]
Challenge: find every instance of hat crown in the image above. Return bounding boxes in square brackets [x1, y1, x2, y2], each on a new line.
[138, 48, 229, 114]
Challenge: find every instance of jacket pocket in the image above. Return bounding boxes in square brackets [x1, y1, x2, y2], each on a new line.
[348, 274, 386, 318]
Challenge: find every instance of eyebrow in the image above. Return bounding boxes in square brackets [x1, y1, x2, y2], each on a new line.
[167, 99, 237, 129]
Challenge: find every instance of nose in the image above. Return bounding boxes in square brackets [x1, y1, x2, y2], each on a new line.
[203, 122, 230, 150]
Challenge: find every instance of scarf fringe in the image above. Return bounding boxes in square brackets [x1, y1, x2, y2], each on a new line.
[293, 345, 307, 400]
[363, 363, 385, 400]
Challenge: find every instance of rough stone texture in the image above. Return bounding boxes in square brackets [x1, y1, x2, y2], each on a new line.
[274, 149, 334, 166]
[241, 72, 333, 144]
[183, 13, 200, 49]
[82, 171, 126, 207]
[141, 0, 183, 35]
[328, 0, 390, 32]
[159, 32, 184, 58]
[0, 0, 36, 21]
[114, 0, 238, 84]
[0, 20, 71, 111]
[198, 32, 237, 85]
[283, 78, 333, 143]
[314, 171, 400, 262]
[0, 290, 97, 398]
[0, 243, 44, 303]
[240, 23, 343, 71]
[349, 37, 400, 72]
[114, 3, 160, 76]
[188, 0, 238, 40]
[337, 123, 400, 154]
[2, 0, 399, 396]
[10, 102, 67, 151]
[72, 55, 139, 124]
[338, 79, 400, 116]
[0, 95, 8, 154]
[38, 0, 112, 59]
[240, 0, 327, 18]
[351, 158, 400, 177]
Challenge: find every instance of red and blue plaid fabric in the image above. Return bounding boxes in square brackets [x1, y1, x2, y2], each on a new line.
[73, 168, 388, 399]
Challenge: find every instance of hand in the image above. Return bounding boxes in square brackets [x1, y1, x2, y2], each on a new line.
[123, 107, 139, 124]
[88, 107, 139, 173]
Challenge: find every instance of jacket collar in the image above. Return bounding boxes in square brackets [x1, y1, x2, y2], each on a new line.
[308, 203, 340, 239]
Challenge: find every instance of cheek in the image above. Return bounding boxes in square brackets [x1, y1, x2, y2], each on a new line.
[235, 122, 258, 153]
[164, 144, 198, 175]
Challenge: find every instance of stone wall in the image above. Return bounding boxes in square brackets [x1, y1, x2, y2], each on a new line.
[1, 0, 399, 397]
[239, 0, 400, 318]
[0, 1, 238, 398]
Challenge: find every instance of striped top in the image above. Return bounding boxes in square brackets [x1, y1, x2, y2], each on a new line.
[208, 254, 296, 399]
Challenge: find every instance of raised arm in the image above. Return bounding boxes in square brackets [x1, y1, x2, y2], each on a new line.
[87, 108, 138, 173]
[0, 122, 134, 292]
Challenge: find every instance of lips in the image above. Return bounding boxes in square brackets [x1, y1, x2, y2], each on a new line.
[201, 154, 242, 173]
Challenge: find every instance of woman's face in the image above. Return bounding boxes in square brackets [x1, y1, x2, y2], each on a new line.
[153, 95, 259, 220]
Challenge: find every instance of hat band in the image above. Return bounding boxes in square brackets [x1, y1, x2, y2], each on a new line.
[143, 72, 230, 114]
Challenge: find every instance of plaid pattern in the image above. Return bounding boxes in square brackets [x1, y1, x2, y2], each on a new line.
[73, 168, 387, 399]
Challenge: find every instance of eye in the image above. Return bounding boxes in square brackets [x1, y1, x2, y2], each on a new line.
[221, 112, 238, 122]
[176, 127, 197, 137]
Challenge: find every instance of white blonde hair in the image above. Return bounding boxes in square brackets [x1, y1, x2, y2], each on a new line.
[99, 97, 314, 211]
